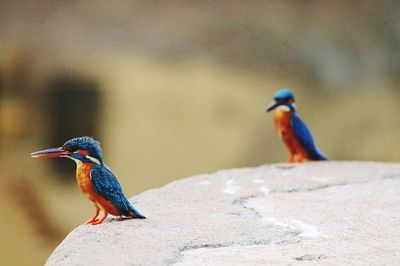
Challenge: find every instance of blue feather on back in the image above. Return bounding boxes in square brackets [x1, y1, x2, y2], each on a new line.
[90, 164, 146, 218]
[291, 113, 328, 160]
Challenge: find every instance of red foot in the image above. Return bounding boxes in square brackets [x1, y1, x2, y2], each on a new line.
[90, 213, 108, 225]
[288, 154, 304, 163]
[85, 207, 100, 224]
[86, 219, 99, 225]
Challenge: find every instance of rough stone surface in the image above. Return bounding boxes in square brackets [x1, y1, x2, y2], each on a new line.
[46, 162, 400, 265]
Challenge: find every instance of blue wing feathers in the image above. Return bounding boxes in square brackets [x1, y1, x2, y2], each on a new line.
[91, 164, 146, 218]
[291, 113, 328, 160]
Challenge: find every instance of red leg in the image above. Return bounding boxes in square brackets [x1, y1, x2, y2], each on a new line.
[91, 212, 108, 225]
[294, 154, 304, 163]
[85, 206, 100, 225]
[288, 154, 295, 163]
[288, 153, 304, 163]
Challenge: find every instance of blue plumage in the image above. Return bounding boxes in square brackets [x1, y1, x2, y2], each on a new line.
[31, 136, 146, 224]
[63, 136, 104, 164]
[274, 88, 295, 102]
[91, 164, 146, 218]
[291, 113, 328, 160]
[266, 88, 329, 162]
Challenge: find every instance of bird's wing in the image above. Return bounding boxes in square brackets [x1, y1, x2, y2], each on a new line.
[291, 113, 328, 160]
[90, 164, 145, 217]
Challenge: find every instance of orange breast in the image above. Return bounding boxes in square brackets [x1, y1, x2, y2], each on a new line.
[76, 163, 121, 216]
[274, 108, 309, 159]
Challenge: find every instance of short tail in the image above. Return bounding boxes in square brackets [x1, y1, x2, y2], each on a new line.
[314, 148, 329, 161]
[127, 201, 146, 219]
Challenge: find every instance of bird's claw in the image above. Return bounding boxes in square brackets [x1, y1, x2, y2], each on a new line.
[85, 213, 108, 225]
[85, 218, 99, 225]
[86, 220, 98, 225]
[89, 219, 103, 225]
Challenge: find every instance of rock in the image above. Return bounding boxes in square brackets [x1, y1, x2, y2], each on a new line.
[46, 162, 400, 265]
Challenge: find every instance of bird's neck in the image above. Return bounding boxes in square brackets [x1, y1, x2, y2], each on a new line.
[274, 107, 291, 123]
[275, 105, 295, 114]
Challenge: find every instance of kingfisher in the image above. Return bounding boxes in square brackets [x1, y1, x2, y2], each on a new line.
[266, 89, 328, 163]
[31, 136, 146, 225]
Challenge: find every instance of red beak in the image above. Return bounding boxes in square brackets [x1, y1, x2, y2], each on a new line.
[30, 147, 72, 158]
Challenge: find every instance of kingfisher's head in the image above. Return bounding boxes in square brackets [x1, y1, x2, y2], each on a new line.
[31, 136, 103, 165]
[265, 88, 296, 112]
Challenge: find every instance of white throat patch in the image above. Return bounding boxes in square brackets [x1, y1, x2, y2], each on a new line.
[85, 155, 101, 165]
[62, 154, 101, 165]
[276, 105, 291, 112]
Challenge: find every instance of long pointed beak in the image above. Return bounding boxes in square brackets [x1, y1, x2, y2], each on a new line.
[30, 147, 71, 158]
[265, 101, 280, 112]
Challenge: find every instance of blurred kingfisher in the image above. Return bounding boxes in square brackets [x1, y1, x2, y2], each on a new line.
[266, 89, 328, 163]
[31, 136, 146, 225]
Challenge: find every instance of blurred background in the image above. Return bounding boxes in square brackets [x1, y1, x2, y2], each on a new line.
[1, 0, 400, 264]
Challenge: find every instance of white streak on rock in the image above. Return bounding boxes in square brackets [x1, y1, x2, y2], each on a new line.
[259, 186, 270, 195]
[263, 217, 289, 227]
[311, 177, 328, 182]
[222, 179, 240, 194]
[290, 219, 327, 238]
[246, 200, 287, 227]
[253, 179, 265, 184]
[245, 198, 273, 217]
[245, 198, 326, 239]
[199, 180, 211, 186]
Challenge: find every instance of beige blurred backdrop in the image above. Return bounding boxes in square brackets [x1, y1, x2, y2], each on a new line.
[1, 1, 400, 265]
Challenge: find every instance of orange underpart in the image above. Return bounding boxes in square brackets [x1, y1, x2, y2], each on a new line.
[76, 163, 121, 217]
[274, 109, 309, 163]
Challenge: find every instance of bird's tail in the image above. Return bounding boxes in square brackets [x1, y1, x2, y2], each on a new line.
[315, 148, 329, 161]
[126, 200, 146, 219]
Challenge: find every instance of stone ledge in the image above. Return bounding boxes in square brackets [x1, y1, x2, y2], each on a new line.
[46, 162, 400, 265]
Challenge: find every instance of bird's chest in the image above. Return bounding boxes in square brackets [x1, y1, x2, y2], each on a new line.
[273, 108, 293, 140]
[76, 163, 96, 200]
[273, 108, 308, 156]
